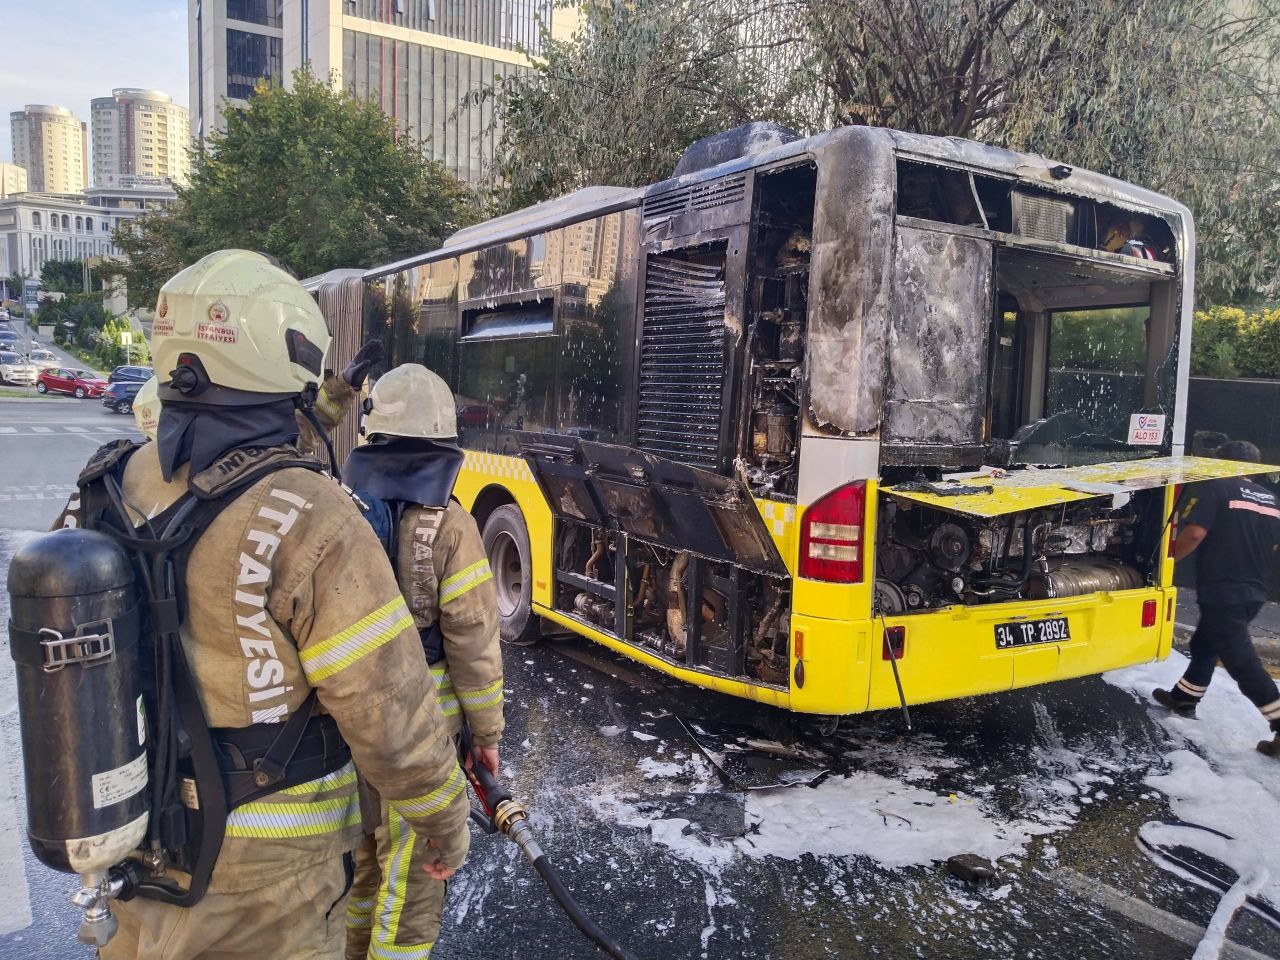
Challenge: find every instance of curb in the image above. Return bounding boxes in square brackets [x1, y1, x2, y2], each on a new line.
[1173, 622, 1280, 673]
[0, 396, 81, 404]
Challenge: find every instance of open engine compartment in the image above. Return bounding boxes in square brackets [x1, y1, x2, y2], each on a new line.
[552, 520, 793, 687]
[874, 488, 1165, 615]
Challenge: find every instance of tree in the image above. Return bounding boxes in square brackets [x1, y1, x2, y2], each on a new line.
[114, 70, 473, 307]
[40, 258, 96, 295]
[474, 0, 804, 210]
[483, 0, 1280, 303]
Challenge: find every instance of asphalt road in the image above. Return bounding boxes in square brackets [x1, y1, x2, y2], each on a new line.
[0, 413, 1276, 959]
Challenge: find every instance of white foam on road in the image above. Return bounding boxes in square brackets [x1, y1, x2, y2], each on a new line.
[740, 771, 1050, 868]
[1192, 868, 1269, 960]
[1105, 653, 1280, 907]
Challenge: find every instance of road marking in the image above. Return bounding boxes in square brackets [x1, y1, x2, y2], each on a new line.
[0, 428, 13, 434]
[29, 427, 51, 434]
[64, 426, 87, 432]
[1054, 867, 1273, 960]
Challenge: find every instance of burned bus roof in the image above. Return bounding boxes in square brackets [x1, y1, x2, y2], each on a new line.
[644, 125, 1190, 223]
[361, 126, 1190, 281]
[365, 185, 642, 279]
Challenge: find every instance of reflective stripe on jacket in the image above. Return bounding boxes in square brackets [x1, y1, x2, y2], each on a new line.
[59, 441, 470, 891]
[396, 501, 504, 747]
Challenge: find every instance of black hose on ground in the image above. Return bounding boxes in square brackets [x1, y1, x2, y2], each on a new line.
[531, 854, 641, 960]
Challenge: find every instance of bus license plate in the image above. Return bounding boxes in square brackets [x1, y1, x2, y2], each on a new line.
[995, 617, 1071, 649]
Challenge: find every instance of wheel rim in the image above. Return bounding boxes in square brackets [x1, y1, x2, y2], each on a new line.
[489, 530, 524, 618]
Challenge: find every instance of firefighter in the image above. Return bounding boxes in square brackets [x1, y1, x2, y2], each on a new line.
[61, 250, 471, 959]
[132, 375, 159, 441]
[340, 363, 504, 960]
[1154, 440, 1280, 756]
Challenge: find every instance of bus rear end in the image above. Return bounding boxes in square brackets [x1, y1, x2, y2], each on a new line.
[784, 129, 1275, 715]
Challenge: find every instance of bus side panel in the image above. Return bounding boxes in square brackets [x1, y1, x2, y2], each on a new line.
[455, 452, 556, 611]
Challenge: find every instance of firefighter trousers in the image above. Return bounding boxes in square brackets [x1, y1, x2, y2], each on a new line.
[345, 803, 446, 960]
[100, 855, 351, 960]
[1174, 602, 1280, 728]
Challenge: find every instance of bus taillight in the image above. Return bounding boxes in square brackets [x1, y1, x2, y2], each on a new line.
[799, 481, 866, 583]
[1142, 600, 1158, 628]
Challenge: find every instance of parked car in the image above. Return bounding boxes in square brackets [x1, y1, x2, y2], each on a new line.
[108, 364, 154, 383]
[0, 351, 38, 385]
[37, 367, 108, 398]
[102, 380, 143, 414]
[26, 348, 58, 369]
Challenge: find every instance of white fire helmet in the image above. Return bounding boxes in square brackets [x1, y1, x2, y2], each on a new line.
[152, 249, 330, 405]
[361, 363, 458, 440]
[133, 376, 160, 441]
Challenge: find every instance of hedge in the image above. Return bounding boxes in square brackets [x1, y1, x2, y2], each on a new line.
[1190, 306, 1280, 380]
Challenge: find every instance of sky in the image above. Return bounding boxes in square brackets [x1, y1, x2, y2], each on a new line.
[0, 1, 188, 169]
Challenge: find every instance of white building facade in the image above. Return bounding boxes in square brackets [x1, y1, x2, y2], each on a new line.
[190, 0, 577, 183]
[0, 186, 176, 281]
[91, 89, 192, 187]
[9, 105, 88, 194]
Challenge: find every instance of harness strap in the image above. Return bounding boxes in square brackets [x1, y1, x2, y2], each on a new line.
[215, 702, 351, 808]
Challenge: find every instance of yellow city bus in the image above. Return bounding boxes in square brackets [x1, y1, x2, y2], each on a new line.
[358, 123, 1271, 716]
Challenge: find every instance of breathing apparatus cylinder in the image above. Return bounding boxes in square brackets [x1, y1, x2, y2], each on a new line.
[6, 527, 149, 945]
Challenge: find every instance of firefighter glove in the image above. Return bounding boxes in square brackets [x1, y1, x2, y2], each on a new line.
[343, 338, 385, 390]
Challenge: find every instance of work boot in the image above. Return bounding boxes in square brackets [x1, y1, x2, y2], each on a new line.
[1259, 723, 1280, 757]
[1152, 688, 1197, 718]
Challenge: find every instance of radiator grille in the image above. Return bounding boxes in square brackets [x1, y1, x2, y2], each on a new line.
[636, 256, 728, 469]
[643, 175, 747, 221]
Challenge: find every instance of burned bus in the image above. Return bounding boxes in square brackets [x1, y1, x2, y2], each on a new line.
[357, 123, 1271, 716]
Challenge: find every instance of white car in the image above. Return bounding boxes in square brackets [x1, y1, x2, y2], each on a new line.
[0, 351, 38, 385]
[26, 348, 58, 369]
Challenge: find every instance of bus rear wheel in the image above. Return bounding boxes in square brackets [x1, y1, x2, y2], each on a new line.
[482, 504, 541, 646]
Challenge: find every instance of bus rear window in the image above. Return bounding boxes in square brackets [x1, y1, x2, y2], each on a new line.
[1044, 306, 1151, 443]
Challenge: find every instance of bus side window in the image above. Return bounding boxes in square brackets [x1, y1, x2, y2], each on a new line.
[456, 302, 558, 456]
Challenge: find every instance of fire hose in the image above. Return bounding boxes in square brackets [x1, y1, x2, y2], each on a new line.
[459, 725, 640, 960]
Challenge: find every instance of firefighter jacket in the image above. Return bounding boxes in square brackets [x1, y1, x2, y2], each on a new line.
[396, 501, 504, 747]
[295, 374, 356, 462]
[55, 441, 470, 892]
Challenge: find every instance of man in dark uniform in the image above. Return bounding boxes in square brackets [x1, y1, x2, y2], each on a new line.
[1153, 441, 1280, 757]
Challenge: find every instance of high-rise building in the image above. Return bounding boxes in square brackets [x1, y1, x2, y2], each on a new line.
[90, 89, 192, 188]
[10, 105, 88, 194]
[0, 163, 27, 198]
[189, 0, 578, 183]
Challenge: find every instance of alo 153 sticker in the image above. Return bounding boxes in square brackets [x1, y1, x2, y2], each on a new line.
[1128, 413, 1166, 445]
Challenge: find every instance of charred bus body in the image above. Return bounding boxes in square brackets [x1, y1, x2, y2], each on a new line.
[358, 123, 1269, 715]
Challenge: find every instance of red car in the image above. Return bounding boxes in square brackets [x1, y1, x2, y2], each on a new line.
[37, 366, 108, 399]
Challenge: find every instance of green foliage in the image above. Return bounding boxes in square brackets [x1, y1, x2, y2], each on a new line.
[1191, 306, 1280, 379]
[94, 315, 151, 369]
[115, 70, 473, 308]
[39, 258, 100, 295]
[483, 0, 1280, 302]
[475, 0, 802, 210]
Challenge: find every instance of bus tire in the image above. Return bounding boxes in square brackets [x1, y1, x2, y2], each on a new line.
[482, 504, 540, 646]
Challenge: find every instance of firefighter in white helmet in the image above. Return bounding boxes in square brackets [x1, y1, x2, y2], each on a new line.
[341, 364, 503, 960]
[56, 251, 469, 960]
[132, 375, 159, 441]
